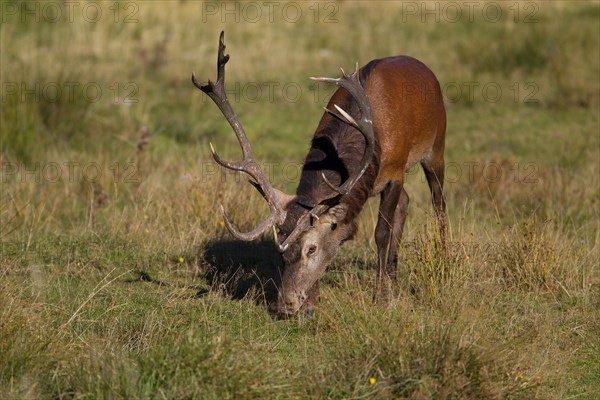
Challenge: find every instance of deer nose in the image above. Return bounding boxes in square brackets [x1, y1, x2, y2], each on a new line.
[277, 300, 298, 317]
[278, 295, 298, 313]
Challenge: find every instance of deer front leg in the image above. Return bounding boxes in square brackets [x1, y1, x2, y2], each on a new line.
[374, 181, 406, 301]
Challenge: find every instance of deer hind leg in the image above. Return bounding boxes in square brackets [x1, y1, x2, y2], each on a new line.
[374, 181, 409, 301]
[421, 158, 447, 249]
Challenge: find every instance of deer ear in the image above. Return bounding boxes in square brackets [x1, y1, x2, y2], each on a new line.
[323, 204, 348, 224]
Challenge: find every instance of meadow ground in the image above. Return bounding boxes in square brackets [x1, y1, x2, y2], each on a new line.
[1, 1, 599, 398]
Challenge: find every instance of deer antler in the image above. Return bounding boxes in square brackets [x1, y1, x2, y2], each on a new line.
[193, 31, 287, 241]
[310, 64, 375, 196]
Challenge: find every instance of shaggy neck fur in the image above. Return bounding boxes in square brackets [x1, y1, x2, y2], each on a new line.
[280, 61, 382, 239]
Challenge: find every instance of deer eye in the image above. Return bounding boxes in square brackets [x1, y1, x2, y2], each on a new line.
[331, 223, 337, 231]
[306, 245, 317, 256]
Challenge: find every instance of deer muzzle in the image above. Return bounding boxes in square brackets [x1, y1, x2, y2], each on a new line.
[276, 289, 307, 316]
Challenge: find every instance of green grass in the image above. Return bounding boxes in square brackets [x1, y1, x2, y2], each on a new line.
[1, 1, 599, 399]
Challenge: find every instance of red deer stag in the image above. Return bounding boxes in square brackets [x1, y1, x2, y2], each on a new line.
[193, 32, 447, 316]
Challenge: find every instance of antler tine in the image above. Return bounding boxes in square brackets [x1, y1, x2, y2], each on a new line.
[221, 204, 283, 241]
[192, 32, 229, 99]
[195, 31, 287, 241]
[310, 66, 375, 195]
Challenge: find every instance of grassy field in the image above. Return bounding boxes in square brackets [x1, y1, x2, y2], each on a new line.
[1, 1, 599, 398]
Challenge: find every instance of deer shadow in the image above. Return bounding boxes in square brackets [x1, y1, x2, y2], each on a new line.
[198, 239, 283, 307]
